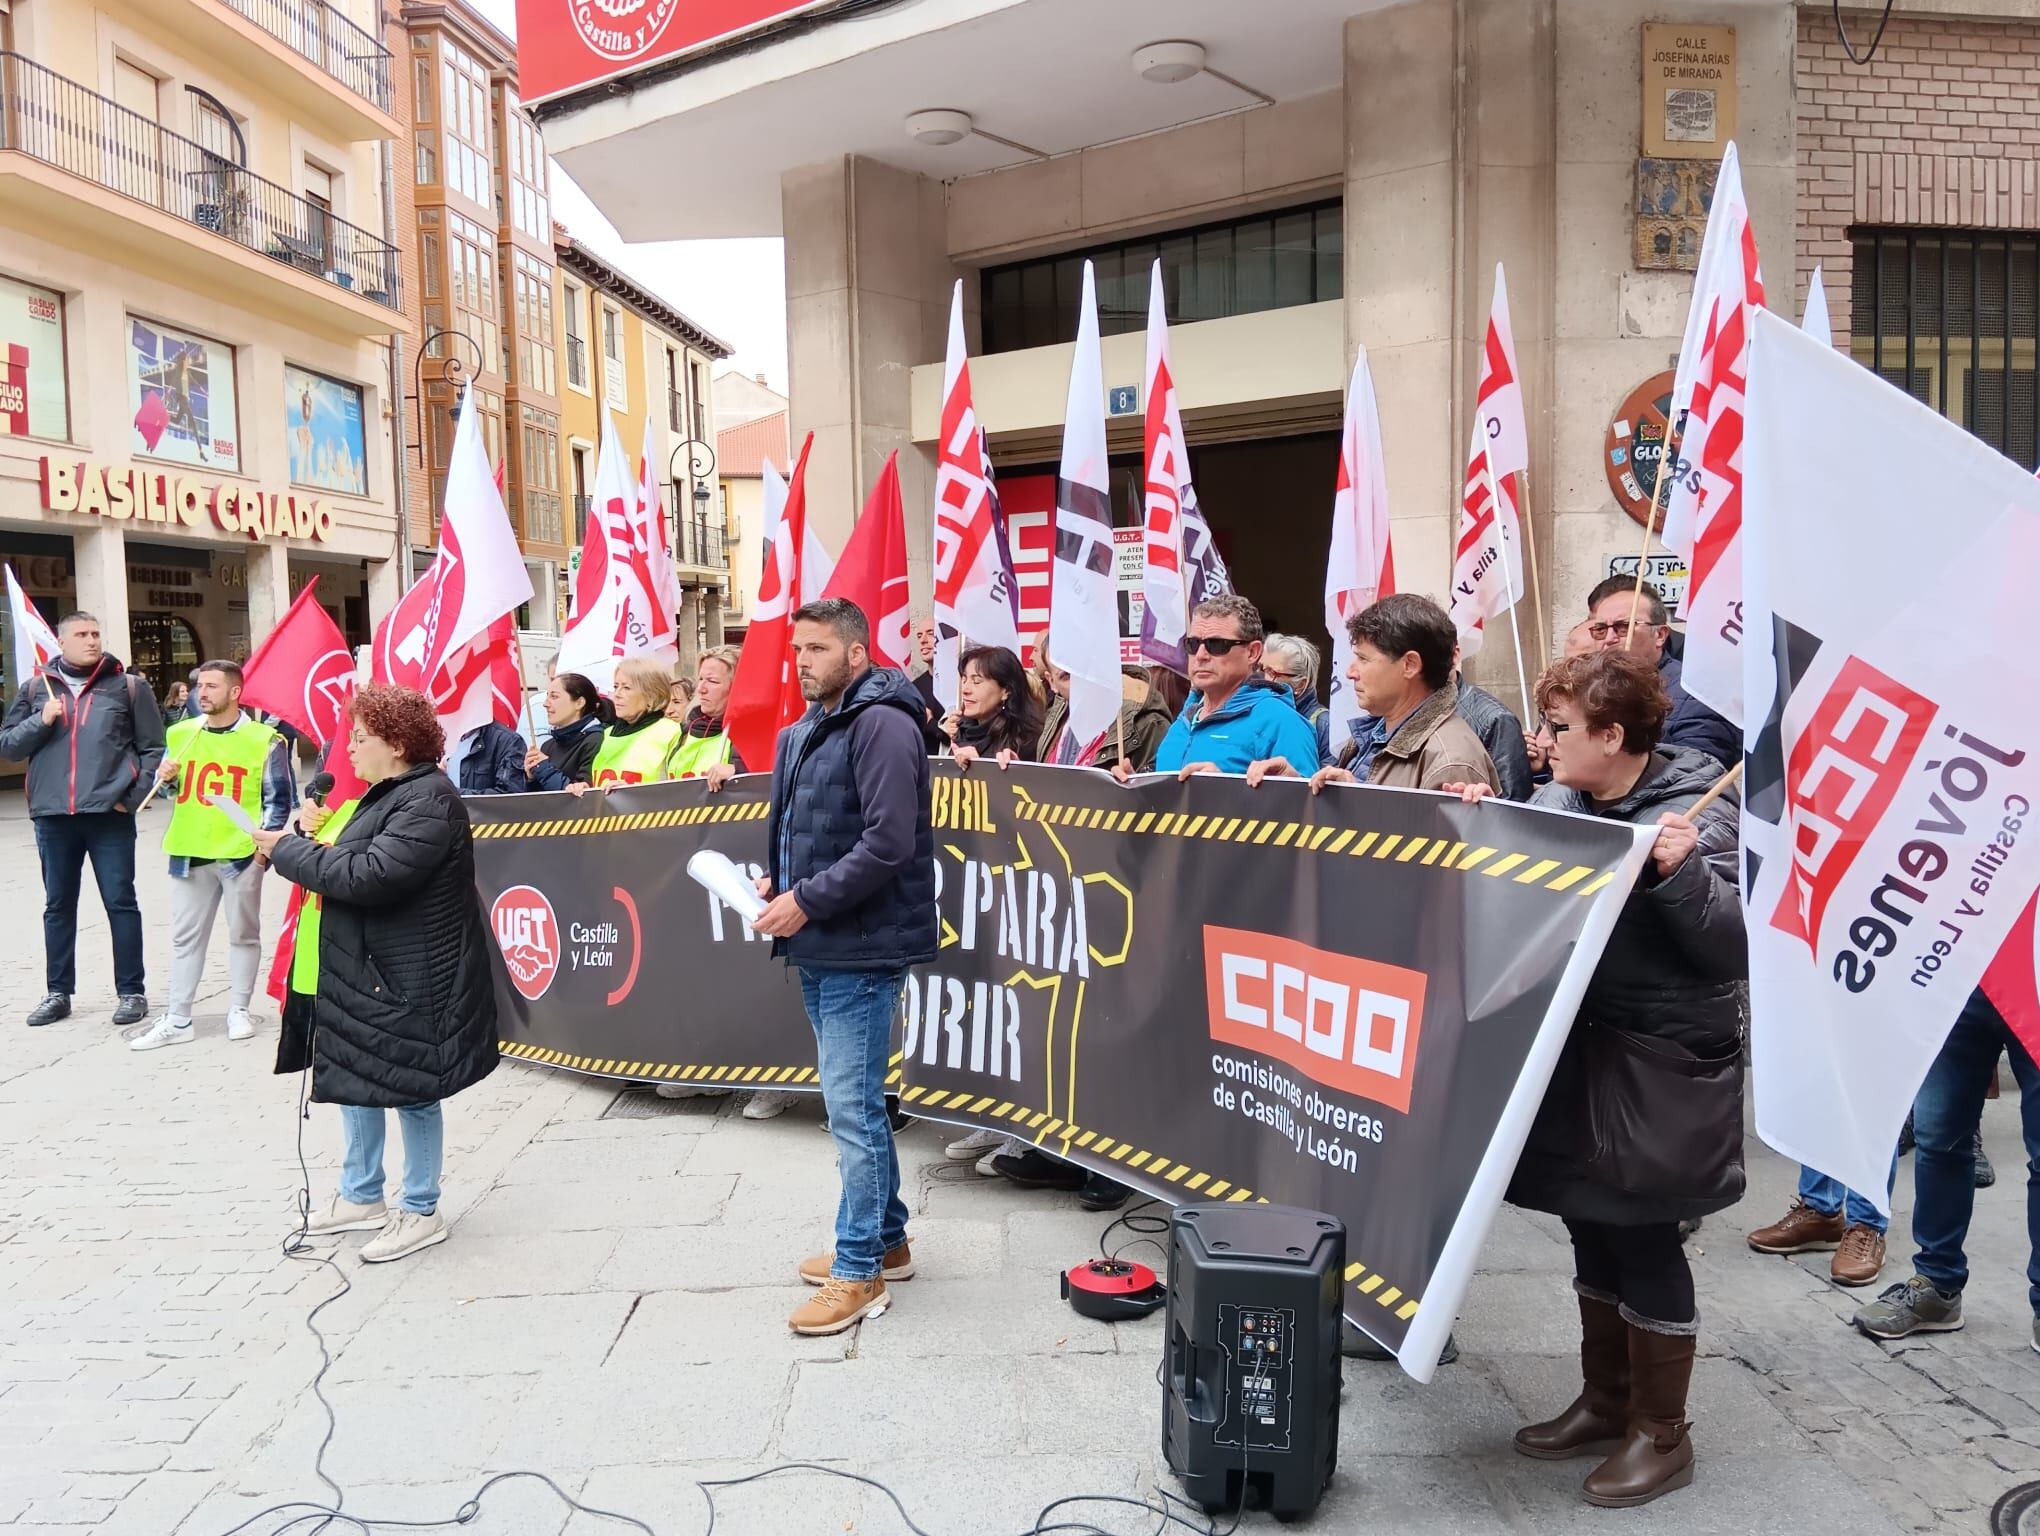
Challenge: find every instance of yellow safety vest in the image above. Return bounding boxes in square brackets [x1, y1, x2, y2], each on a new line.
[669, 727, 734, 779]
[163, 715, 280, 860]
[589, 716, 684, 786]
[290, 797, 361, 996]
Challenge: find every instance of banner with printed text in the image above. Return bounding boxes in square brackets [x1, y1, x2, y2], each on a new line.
[466, 765, 1652, 1379]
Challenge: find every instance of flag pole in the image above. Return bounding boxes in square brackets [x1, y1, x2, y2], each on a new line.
[1624, 428, 1674, 652]
[1686, 759, 1743, 818]
[1515, 468, 1550, 662]
[1482, 448, 1532, 715]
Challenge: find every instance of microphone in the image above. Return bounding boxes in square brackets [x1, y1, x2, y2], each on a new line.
[307, 771, 336, 808]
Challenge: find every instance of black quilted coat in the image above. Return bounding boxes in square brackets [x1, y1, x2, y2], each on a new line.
[1507, 745, 1748, 1226]
[270, 765, 500, 1108]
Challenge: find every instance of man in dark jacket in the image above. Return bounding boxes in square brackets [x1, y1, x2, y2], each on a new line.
[1583, 577, 1738, 771]
[751, 597, 935, 1337]
[448, 720, 531, 795]
[0, 612, 165, 1027]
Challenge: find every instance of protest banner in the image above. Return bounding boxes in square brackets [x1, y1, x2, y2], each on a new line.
[467, 763, 1652, 1379]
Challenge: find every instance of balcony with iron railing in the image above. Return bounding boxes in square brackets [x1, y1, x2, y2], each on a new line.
[566, 335, 588, 391]
[218, 0, 392, 114]
[0, 52, 400, 334]
[678, 517, 728, 573]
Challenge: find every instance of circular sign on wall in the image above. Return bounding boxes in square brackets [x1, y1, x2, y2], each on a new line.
[1604, 370, 1683, 529]
[571, 0, 681, 64]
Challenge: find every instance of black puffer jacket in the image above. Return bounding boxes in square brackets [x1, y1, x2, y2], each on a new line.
[1507, 745, 1747, 1225]
[528, 713, 604, 791]
[270, 765, 500, 1109]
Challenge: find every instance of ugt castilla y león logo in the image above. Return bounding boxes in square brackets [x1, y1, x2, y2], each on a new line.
[571, 0, 680, 62]
[492, 885, 560, 1001]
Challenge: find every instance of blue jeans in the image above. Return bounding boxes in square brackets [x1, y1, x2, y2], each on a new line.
[338, 1103, 444, 1216]
[800, 966, 910, 1280]
[1912, 989, 2040, 1311]
[34, 811, 144, 996]
[1799, 1152, 1900, 1234]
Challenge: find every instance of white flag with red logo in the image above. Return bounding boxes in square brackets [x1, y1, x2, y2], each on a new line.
[1139, 260, 1198, 677]
[1475, 264, 1529, 480]
[372, 384, 533, 699]
[1741, 309, 2040, 1210]
[556, 411, 675, 691]
[1323, 348, 1396, 757]
[931, 280, 1019, 709]
[5, 562, 58, 687]
[1050, 260, 1120, 749]
[638, 413, 683, 647]
[1661, 142, 1763, 725]
[433, 613, 523, 742]
[1448, 422, 1523, 658]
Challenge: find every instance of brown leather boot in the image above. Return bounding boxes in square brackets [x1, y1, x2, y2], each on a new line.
[1582, 1323, 1696, 1508]
[1514, 1290, 1628, 1459]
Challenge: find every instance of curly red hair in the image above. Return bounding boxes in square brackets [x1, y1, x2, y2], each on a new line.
[1534, 650, 1670, 755]
[349, 684, 445, 766]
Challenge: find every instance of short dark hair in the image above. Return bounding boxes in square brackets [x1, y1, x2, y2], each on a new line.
[349, 684, 444, 766]
[792, 597, 871, 650]
[1535, 650, 1670, 755]
[1586, 576, 1669, 627]
[551, 671, 610, 724]
[1347, 594, 1456, 689]
[56, 611, 97, 633]
[1190, 594, 1264, 644]
[194, 659, 244, 688]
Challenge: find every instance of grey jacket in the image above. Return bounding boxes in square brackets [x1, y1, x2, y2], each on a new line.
[0, 657, 166, 817]
[1509, 745, 1747, 1225]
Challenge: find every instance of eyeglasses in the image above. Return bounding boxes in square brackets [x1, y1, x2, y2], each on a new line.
[1534, 718, 1574, 741]
[1185, 636, 1245, 656]
[1585, 618, 1661, 640]
[1260, 666, 1297, 682]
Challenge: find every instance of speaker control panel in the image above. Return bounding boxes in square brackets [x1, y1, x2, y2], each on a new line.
[1214, 1304, 1295, 1451]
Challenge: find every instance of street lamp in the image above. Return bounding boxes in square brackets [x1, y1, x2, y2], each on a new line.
[407, 327, 485, 467]
[667, 438, 718, 562]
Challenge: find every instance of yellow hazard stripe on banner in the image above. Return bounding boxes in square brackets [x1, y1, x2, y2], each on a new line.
[471, 801, 770, 839]
[498, 1043, 823, 1091]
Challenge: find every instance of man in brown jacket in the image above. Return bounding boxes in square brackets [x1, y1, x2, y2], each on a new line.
[1246, 594, 1500, 796]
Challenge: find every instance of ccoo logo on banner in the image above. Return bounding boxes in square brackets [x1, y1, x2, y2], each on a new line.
[464, 765, 1654, 1378]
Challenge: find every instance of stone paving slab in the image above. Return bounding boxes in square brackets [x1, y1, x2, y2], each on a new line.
[0, 799, 2030, 1533]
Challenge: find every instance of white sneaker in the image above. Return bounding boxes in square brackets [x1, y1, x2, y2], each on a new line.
[304, 1195, 388, 1235]
[226, 1008, 255, 1041]
[976, 1138, 1023, 1177]
[742, 1091, 800, 1120]
[359, 1209, 448, 1264]
[946, 1127, 1006, 1161]
[654, 1083, 731, 1100]
[129, 1016, 193, 1052]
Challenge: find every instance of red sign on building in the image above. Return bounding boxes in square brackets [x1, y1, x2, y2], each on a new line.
[516, 0, 831, 104]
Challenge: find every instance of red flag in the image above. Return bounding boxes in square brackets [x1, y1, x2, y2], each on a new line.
[1986, 899, 2040, 1065]
[821, 451, 912, 671]
[239, 580, 353, 747]
[724, 432, 817, 774]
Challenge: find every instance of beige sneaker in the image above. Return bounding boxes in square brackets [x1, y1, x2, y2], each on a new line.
[304, 1195, 388, 1235]
[789, 1276, 888, 1336]
[742, 1091, 800, 1120]
[654, 1084, 731, 1100]
[799, 1242, 914, 1286]
[359, 1209, 448, 1264]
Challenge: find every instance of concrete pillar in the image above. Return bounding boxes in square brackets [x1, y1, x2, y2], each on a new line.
[71, 523, 131, 661]
[366, 556, 404, 631]
[781, 155, 961, 609]
[1344, 0, 1558, 715]
[245, 543, 292, 651]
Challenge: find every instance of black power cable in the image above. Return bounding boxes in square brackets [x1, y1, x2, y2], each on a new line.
[1832, 0, 1898, 66]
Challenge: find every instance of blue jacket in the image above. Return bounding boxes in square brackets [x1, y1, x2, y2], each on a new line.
[1155, 676, 1325, 775]
[767, 665, 936, 972]
[453, 722, 531, 796]
[1292, 683, 1333, 768]
[1660, 652, 1737, 773]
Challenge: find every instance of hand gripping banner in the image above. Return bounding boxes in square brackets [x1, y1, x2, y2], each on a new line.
[467, 764, 1653, 1379]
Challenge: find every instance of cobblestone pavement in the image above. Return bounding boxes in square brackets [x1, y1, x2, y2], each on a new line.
[0, 797, 2035, 1533]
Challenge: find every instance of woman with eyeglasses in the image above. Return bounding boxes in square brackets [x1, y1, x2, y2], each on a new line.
[940, 645, 1041, 768]
[1448, 648, 1745, 1509]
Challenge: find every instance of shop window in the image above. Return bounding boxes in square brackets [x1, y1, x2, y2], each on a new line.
[981, 199, 1344, 354]
[1852, 227, 2040, 470]
[130, 613, 202, 704]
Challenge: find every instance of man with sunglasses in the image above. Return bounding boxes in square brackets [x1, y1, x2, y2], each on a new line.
[1130, 595, 1321, 780]
[1582, 578, 1737, 771]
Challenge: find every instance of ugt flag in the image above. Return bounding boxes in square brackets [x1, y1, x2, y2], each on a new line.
[724, 433, 821, 775]
[1050, 259, 1119, 749]
[557, 410, 675, 691]
[1740, 308, 2040, 1211]
[931, 280, 1019, 708]
[822, 451, 913, 671]
[1140, 259, 1200, 676]
[4, 562, 58, 687]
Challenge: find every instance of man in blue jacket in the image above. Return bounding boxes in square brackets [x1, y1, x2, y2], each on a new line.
[1124, 595, 1322, 780]
[751, 597, 936, 1337]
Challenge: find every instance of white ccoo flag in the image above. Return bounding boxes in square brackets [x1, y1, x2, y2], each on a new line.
[1448, 421, 1525, 661]
[931, 280, 1019, 710]
[1322, 347, 1395, 757]
[1660, 141, 1763, 725]
[1740, 308, 2040, 1211]
[1050, 260, 1121, 749]
[1801, 264, 1831, 344]
[1140, 260, 1198, 676]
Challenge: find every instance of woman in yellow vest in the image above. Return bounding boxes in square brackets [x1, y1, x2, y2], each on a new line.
[672, 645, 745, 779]
[580, 656, 685, 788]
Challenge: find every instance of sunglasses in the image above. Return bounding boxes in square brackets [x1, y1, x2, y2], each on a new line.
[1185, 636, 1246, 656]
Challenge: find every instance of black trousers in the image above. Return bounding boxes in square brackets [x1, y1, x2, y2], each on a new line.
[1565, 1217, 1695, 1330]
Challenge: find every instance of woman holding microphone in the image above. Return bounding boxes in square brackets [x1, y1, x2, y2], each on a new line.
[253, 685, 498, 1264]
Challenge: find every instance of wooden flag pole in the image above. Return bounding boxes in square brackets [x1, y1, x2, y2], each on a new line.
[1623, 443, 1674, 652]
[1686, 759, 1743, 819]
[1514, 468, 1551, 663]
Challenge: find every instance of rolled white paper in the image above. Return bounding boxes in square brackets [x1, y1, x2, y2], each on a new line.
[202, 794, 259, 836]
[686, 848, 767, 923]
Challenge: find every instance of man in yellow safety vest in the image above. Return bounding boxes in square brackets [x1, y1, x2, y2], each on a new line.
[130, 660, 295, 1052]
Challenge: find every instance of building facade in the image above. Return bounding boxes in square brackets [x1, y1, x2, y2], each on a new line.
[554, 229, 732, 673]
[399, 0, 564, 672]
[0, 0, 406, 703]
[521, 0, 2040, 713]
